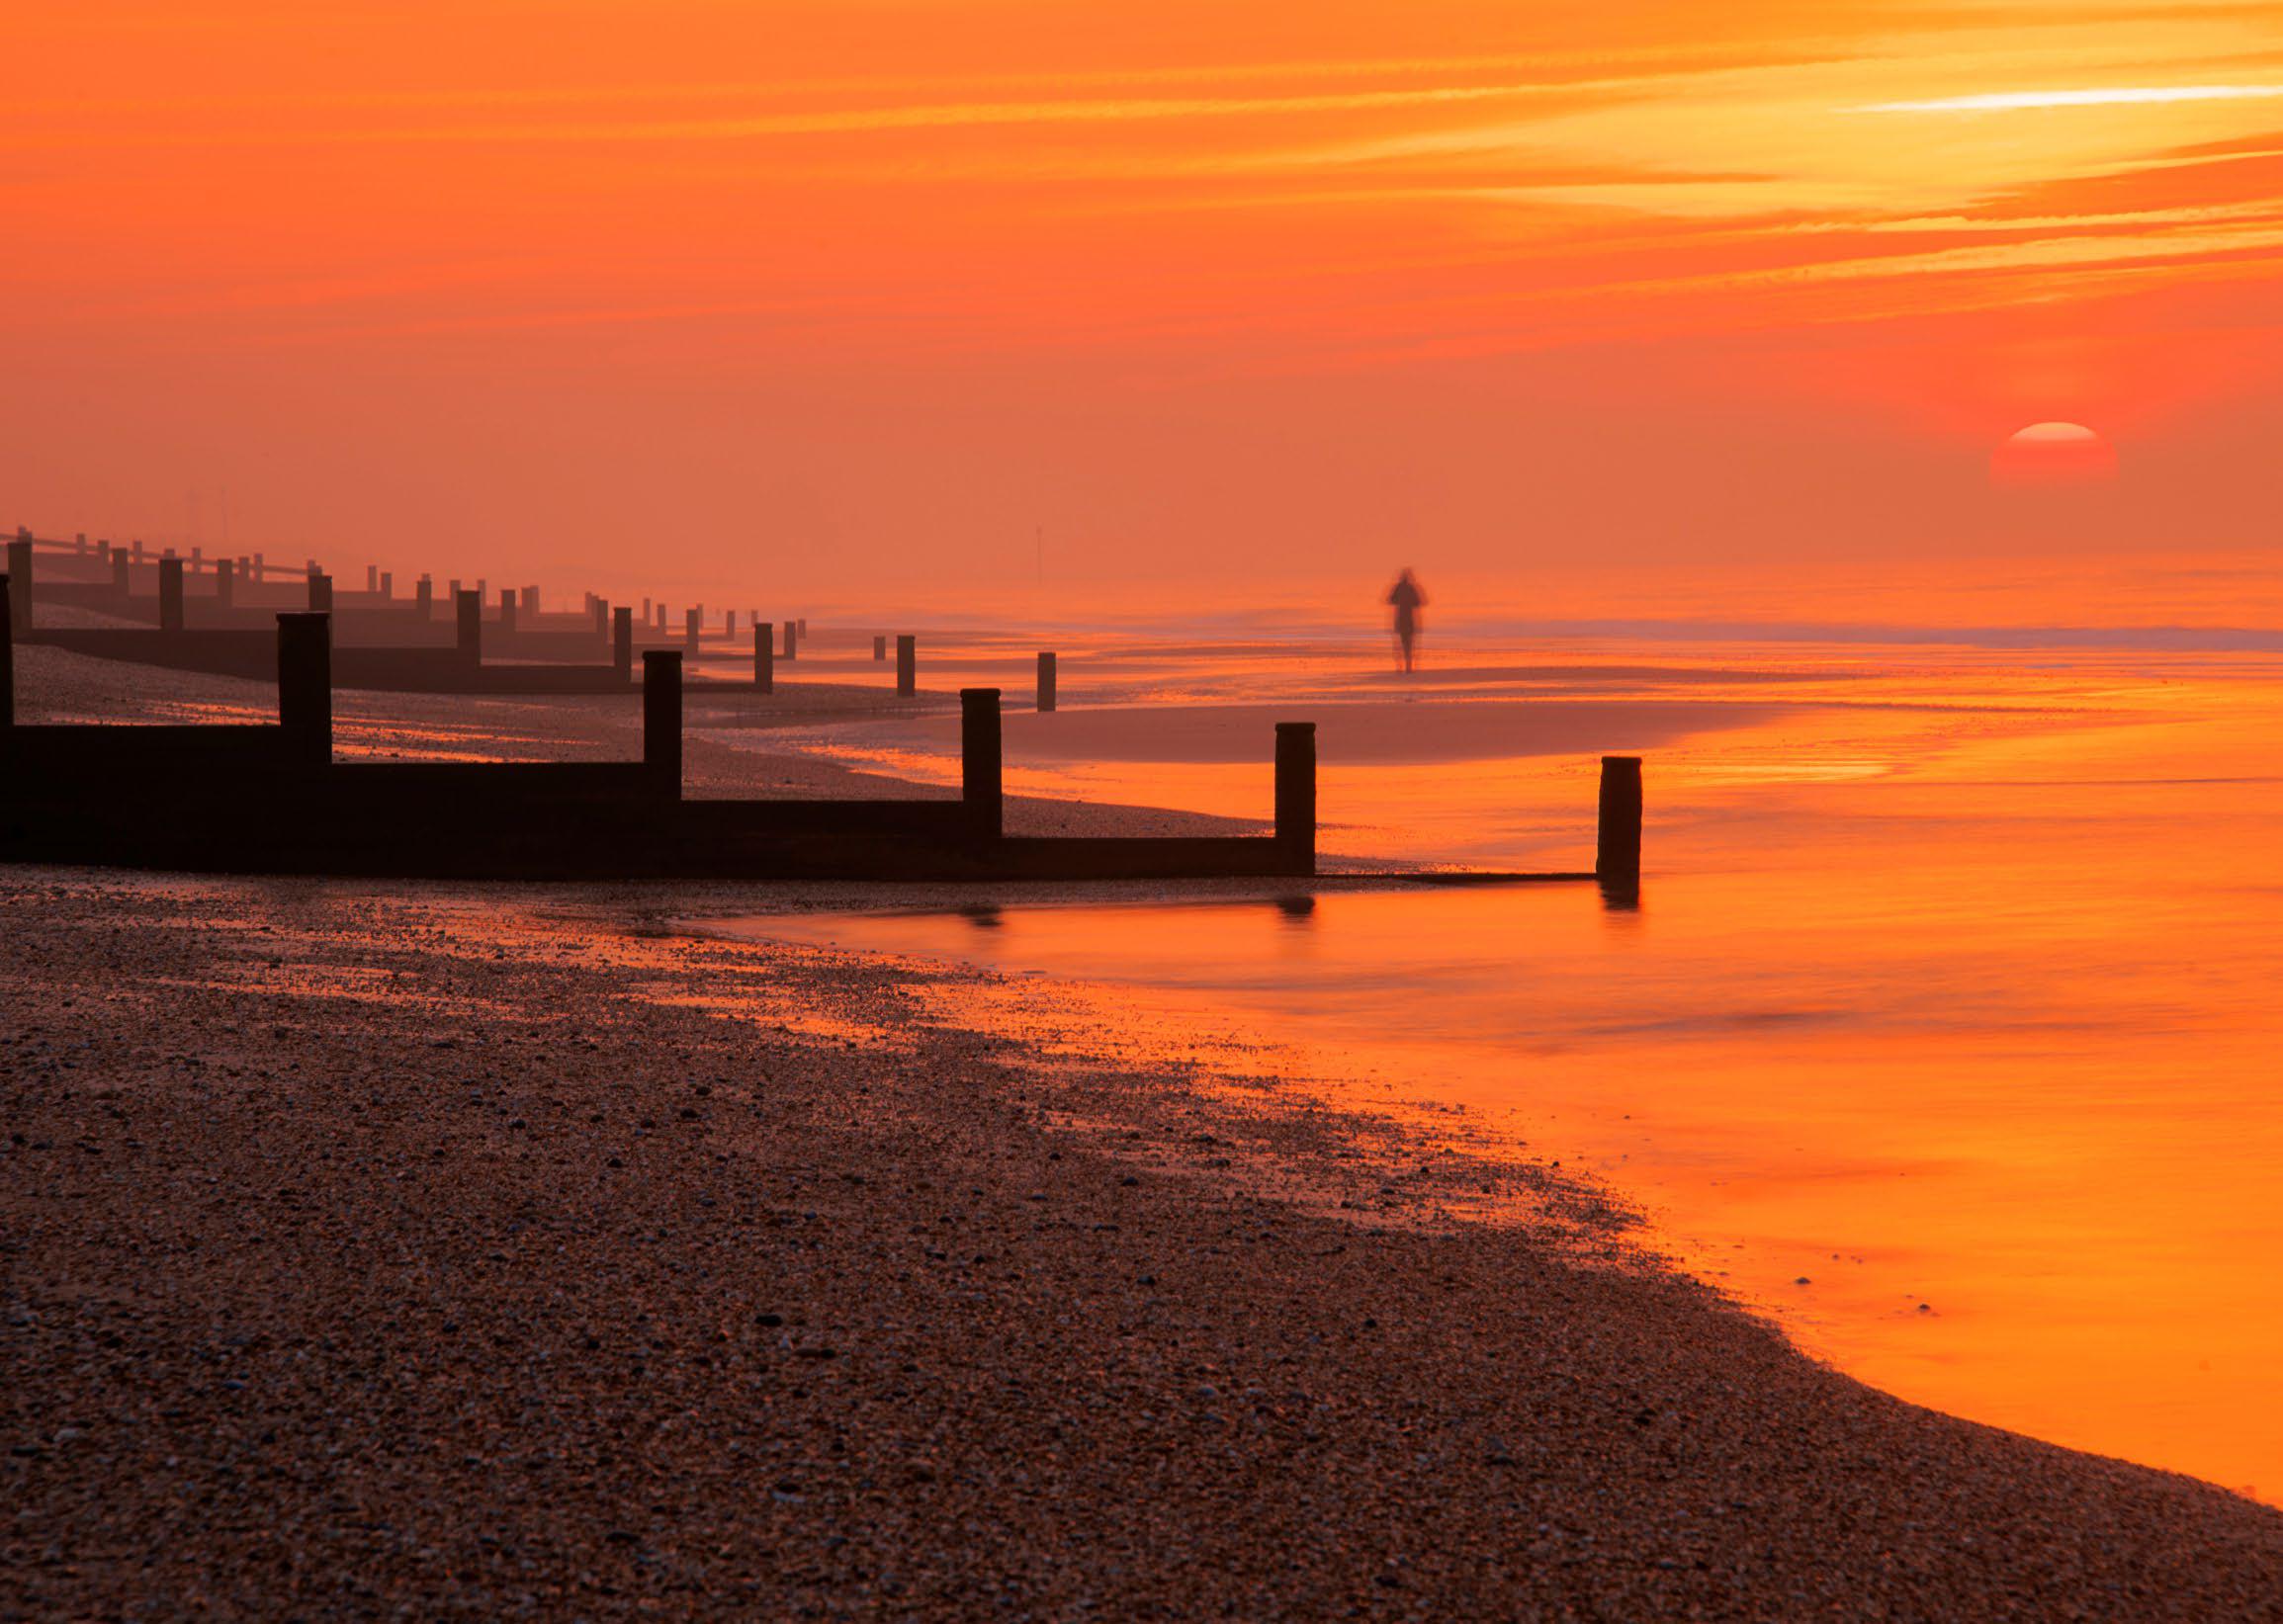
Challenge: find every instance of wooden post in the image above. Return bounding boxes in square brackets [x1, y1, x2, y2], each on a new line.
[612, 606, 634, 680]
[683, 606, 701, 656]
[798, 618, 808, 638]
[111, 553, 130, 600]
[0, 574, 14, 727]
[379, 570, 393, 600]
[307, 570, 333, 614]
[1036, 651, 1057, 713]
[497, 587, 516, 637]
[1274, 722, 1316, 876]
[521, 585, 540, 615]
[895, 634, 916, 697]
[97, 540, 111, 565]
[416, 575, 433, 618]
[1597, 755, 1643, 894]
[781, 620, 797, 660]
[725, 609, 736, 639]
[132, 541, 144, 564]
[216, 557, 235, 610]
[4, 539, 29, 635]
[873, 634, 887, 660]
[456, 588, 483, 664]
[643, 649, 682, 796]
[591, 598, 609, 638]
[962, 687, 1003, 840]
[159, 557, 186, 633]
[276, 612, 331, 764]
[365, 563, 378, 592]
[753, 625, 773, 693]
[254, 551, 265, 579]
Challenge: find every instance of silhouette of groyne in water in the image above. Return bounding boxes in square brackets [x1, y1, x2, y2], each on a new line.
[4, 530, 902, 699]
[2, 539, 1645, 889]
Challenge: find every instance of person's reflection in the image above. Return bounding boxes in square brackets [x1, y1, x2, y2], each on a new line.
[1273, 895, 1317, 926]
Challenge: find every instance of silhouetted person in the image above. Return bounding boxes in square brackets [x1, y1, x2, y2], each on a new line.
[1386, 568, 1426, 672]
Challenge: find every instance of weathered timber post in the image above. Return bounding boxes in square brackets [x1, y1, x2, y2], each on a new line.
[307, 568, 332, 613]
[1036, 651, 1057, 713]
[895, 634, 916, 697]
[159, 557, 186, 633]
[962, 688, 1003, 841]
[642, 596, 652, 623]
[725, 609, 736, 639]
[456, 589, 483, 665]
[111, 553, 131, 600]
[753, 625, 773, 693]
[683, 607, 701, 656]
[521, 585, 539, 615]
[4, 539, 30, 634]
[0, 574, 14, 727]
[216, 558, 235, 610]
[612, 606, 634, 681]
[379, 570, 393, 600]
[365, 563, 378, 592]
[1597, 755, 1643, 897]
[416, 575, 433, 618]
[191, 546, 203, 571]
[643, 649, 682, 797]
[781, 620, 797, 660]
[591, 598, 609, 638]
[497, 587, 516, 638]
[253, 552, 265, 579]
[277, 613, 332, 764]
[1274, 722, 1317, 876]
[873, 635, 887, 660]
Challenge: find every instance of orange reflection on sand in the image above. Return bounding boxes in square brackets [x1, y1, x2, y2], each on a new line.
[726, 646, 2283, 1497]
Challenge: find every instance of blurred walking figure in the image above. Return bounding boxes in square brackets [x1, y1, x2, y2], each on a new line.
[1386, 567, 1427, 672]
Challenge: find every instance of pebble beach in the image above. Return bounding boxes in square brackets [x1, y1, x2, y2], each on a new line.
[7, 641, 2283, 1618]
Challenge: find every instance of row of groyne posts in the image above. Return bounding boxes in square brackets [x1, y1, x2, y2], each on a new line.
[1, 535, 1643, 894]
[3, 528, 1010, 701]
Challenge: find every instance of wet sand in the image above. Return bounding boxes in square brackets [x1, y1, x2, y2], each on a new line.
[7, 642, 2283, 1615]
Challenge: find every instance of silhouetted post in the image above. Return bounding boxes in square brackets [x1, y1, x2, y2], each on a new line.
[0, 575, 14, 726]
[159, 557, 186, 633]
[781, 620, 797, 659]
[962, 688, 1003, 840]
[725, 609, 736, 639]
[643, 649, 682, 796]
[254, 551, 265, 580]
[365, 563, 377, 592]
[753, 625, 773, 692]
[1274, 723, 1316, 876]
[1597, 755, 1643, 897]
[521, 585, 539, 615]
[277, 613, 331, 764]
[683, 606, 701, 656]
[4, 539, 29, 634]
[457, 588, 483, 665]
[449, 577, 462, 602]
[132, 541, 144, 564]
[379, 570, 393, 600]
[612, 605, 634, 680]
[498, 587, 516, 637]
[111, 553, 130, 599]
[798, 618, 808, 638]
[873, 635, 886, 660]
[895, 634, 916, 697]
[591, 598, 608, 638]
[307, 571, 333, 614]
[642, 596, 652, 623]
[1036, 651, 1057, 713]
[191, 546, 203, 571]
[216, 557, 235, 610]
[416, 575, 433, 618]
[97, 540, 112, 566]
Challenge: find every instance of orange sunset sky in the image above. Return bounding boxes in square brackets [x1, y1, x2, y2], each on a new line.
[7, 1, 2283, 611]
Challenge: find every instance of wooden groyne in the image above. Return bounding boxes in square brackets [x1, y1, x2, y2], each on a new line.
[2, 549, 1645, 890]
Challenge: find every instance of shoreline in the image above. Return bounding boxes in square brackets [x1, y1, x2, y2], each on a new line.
[7, 866, 2282, 1616]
